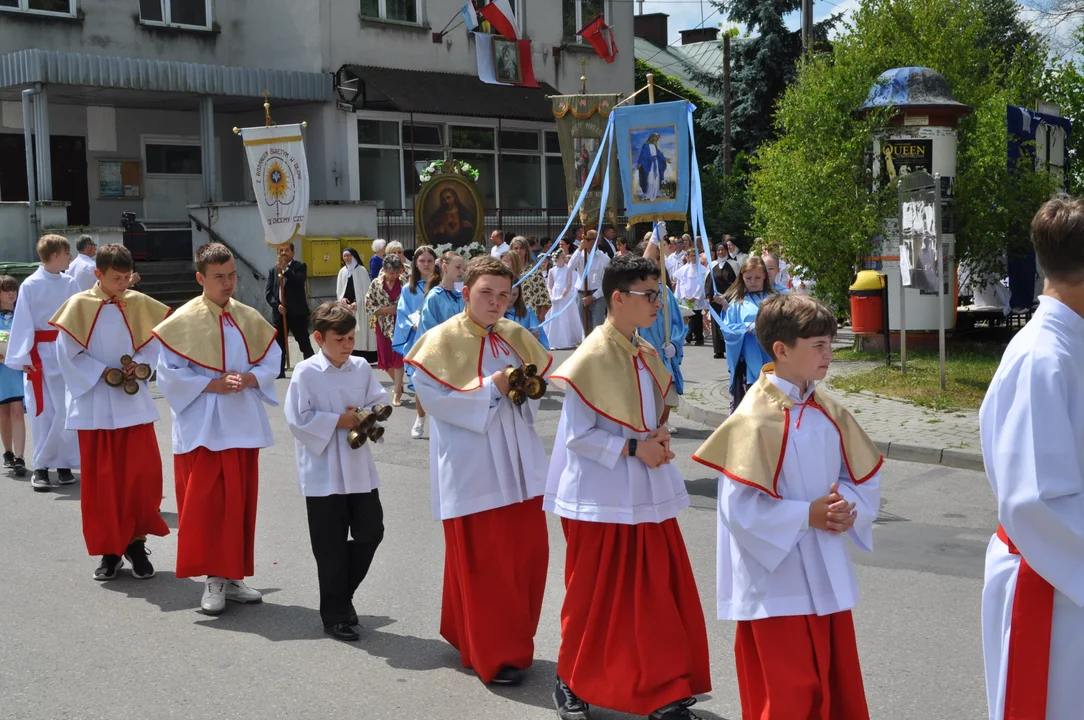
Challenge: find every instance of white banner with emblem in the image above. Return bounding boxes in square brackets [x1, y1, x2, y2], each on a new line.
[241, 124, 310, 247]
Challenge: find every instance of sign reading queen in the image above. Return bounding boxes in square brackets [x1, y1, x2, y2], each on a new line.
[241, 124, 310, 246]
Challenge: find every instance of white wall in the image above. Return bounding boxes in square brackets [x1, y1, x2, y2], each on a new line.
[0, 201, 70, 262]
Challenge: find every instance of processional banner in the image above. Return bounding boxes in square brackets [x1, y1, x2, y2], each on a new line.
[551, 94, 621, 229]
[612, 101, 690, 225]
[241, 124, 310, 246]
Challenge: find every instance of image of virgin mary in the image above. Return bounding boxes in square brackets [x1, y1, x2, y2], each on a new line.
[637, 132, 670, 202]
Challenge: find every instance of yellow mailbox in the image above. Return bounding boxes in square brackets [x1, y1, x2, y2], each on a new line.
[303, 236, 343, 278]
[339, 236, 375, 266]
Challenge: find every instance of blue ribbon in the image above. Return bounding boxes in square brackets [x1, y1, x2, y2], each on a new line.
[686, 103, 727, 329]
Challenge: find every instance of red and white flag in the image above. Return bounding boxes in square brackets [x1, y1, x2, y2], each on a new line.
[479, 0, 517, 40]
[577, 14, 618, 63]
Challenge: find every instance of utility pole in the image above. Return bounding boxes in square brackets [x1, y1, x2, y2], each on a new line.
[723, 32, 732, 176]
[801, 0, 813, 52]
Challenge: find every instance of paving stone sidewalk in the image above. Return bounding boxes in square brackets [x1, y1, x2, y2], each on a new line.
[673, 341, 985, 472]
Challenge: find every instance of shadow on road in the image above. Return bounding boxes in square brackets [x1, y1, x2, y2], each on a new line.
[98, 570, 211, 613]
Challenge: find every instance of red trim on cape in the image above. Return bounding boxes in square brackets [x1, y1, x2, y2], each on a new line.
[551, 372, 652, 433]
[150, 314, 276, 373]
[690, 453, 785, 500]
[689, 408, 789, 498]
[404, 330, 552, 393]
[49, 300, 170, 351]
[811, 392, 883, 484]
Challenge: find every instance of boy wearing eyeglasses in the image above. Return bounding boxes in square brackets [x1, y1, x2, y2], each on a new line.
[546, 254, 711, 720]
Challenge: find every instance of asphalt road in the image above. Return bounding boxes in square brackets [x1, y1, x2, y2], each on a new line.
[0, 378, 996, 720]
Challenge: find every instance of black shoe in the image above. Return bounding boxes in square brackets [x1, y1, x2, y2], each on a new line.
[31, 468, 51, 491]
[3, 451, 13, 468]
[324, 622, 360, 641]
[553, 677, 589, 720]
[648, 698, 703, 720]
[56, 468, 76, 485]
[713, 353, 724, 359]
[124, 540, 155, 579]
[12, 457, 26, 477]
[349, 604, 359, 626]
[490, 666, 524, 686]
[94, 554, 124, 581]
[277, 372, 287, 380]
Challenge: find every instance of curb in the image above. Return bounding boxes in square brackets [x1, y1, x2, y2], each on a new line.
[675, 397, 985, 473]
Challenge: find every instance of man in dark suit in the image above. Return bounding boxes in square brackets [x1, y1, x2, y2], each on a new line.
[598, 224, 618, 258]
[265, 242, 315, 378]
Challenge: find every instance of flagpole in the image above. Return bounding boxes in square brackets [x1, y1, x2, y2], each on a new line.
[644, 73, 672, 346]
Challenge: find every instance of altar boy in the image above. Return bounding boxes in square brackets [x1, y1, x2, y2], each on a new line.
[285, 302, 387, 642]
[152, 243, 280, 615]
[693, 293, 882, 720]
[51, 244, 171, 581]
[405, 256, 552, 687]
[546, 254, 710, 720]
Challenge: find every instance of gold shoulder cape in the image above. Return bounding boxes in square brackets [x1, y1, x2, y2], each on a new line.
[151, 295, 277, 372]
[549, 321, 673, 432]
[692, 368, 883, 498]
[50, 285, 170, 350]
[404, 311, 552, 392]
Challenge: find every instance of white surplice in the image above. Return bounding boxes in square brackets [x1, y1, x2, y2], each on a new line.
[546, 264, 584, 350]
[674, 261, 709, 310]
[544, 360, 690, 525]
[284, 352, 388, 497]
[3, 266, 80, 469]
[65, 254, 97, 292]
[413, 336, 547, 521]
[155, 318, 281, 454]
[980, 296, 1084, 720]
[56, 305, 160, 430]
[716, 375, 881, 621]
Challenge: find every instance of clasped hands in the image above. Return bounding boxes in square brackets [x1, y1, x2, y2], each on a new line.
[205, 372, 257, 394]
[809, 481, 858, 534]
[99, 357, 140, 382]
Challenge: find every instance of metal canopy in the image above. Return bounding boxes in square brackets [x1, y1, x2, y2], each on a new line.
[0, 49, 331, 102]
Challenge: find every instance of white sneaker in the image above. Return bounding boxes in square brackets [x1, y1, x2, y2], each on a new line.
[225, 579, 263, 604]
[201, 577, 226, 615]
[411, 416, 426, 439]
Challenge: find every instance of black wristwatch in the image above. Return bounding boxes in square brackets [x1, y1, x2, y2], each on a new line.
[628, 439, 638, 457]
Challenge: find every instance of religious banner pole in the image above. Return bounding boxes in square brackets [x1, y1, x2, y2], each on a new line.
[645, 73, 672, 345]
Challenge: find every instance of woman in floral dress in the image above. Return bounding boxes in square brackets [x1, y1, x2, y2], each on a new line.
[509, 236, 551, 321]
[364, 254, 406, 405]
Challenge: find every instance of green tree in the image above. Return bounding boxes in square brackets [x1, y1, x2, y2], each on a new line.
[1041, 26, 1084, 192]
[749, 0, 1055, 311]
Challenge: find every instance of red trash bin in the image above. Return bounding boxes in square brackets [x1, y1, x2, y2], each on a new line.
[849, 271, 885, 334]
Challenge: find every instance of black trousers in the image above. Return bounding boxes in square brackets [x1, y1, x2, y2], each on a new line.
[305, 490, 384, 627]
[685, 312, 704, 344]
[709, 302, 726, 357]
[275, 312, 315, 374]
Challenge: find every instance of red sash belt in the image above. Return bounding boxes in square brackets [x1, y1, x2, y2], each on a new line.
[29, 330, 58, 417]
[998, 523, 1055, 720]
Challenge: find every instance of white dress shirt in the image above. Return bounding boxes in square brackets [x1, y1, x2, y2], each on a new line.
[490, 242, 510, 259]
[413, 334, 547, 521]
[156, 317, 281, 454]
[568, 247, 611, 299]
[285, 352, 388, 497]
[545, 359, 690, 525]
[56, 304, 160, 430]
[715, 374, 881, 621]
[66, 253, 98, 292]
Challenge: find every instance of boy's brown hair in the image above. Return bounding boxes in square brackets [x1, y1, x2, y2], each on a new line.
[95, 243, 134, 273]
[756, 294, 837, 361]
[37, 234, 70, 263]
[195, 243, 233, 274]
[1030, 195, 1084, 282]
[0, 275, 18, 294]
[464, 256, 514, 288]
[310, 301, 357, 337]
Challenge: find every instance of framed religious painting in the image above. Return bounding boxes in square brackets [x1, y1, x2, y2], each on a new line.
[492, 37, 522, 85]
[414, 171, 485, 248]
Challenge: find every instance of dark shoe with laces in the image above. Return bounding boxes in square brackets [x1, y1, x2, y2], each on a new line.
[553, 677, 589, 720]
[3, 451, 13, 468]
[648, 698, 703, 720]
[12, 457, 26, 477]
[56, 468, 76, 485]
[31, 468, 51, 491]
[490, 666, 524, 686]
[94, 554, 124, 581]
[324, 622, 360, 641]
[124, 540, 155, 579]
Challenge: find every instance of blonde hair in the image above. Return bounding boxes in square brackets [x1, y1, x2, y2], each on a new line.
[724, 256, 778, 303]
[36, 234, 70, 263]
[386, 241, 404, 256]
[426, 250, 461, 294]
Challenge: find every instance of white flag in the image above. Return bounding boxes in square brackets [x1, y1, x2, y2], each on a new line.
[241, 124, 310, 247]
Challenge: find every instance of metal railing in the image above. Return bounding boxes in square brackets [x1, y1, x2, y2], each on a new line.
[377, 208, 640, 251]
[189, 214, 264, 282]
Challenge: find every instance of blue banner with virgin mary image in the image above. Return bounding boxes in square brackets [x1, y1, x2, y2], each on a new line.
[612, 100, 691, 225]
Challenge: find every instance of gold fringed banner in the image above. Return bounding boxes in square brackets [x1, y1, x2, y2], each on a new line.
[551, 94, 621, 229]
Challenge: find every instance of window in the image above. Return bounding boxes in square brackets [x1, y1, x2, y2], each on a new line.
[358, 119, 398, 146]
[500, 130, 539, 152]
[402, 123, 442, 148]
[139, 0, 211, 29]
[544, 130, 566, 210]
[452, 125, 496, 208]
[144, 140, 202, 175]
[545, 131, 561, 155]
[0, 0, 76, 16]
[360, 0, 421, 24]
[563, 0, 604, 42]
[501, 155, 541, 209]
[358, 119, 403, 209]
[450, 126, 494, 151]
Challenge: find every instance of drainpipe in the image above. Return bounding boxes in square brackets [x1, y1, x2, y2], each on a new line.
[22, 87, 40, 261]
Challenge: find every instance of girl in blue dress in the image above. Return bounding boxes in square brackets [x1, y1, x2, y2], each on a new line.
[0, 275, 27, 476]
[722, 256, 778, 413]
[411, 250, 465, 439]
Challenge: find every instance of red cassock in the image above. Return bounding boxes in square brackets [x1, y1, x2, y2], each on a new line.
[173, 447, 259, 580]
[440, 496, 549, 683]
[734, 611, 869, 720]
[558, 517, 712, 715]
[78, 423, 169, 555]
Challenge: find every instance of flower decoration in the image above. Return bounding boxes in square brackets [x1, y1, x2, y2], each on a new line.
[419, 159, 481, 183]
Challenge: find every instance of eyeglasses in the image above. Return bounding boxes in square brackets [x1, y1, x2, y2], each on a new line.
[624, 289, 661, 304]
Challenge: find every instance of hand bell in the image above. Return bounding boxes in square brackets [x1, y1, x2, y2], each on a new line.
[504, 366, 525, 389]
[120, 354, 133, 367]
[123, 379, 140, 395]
[366, 424, 385, 442]
[133, 363, 152, 381]
[354, 408, 377, 431]
[508, 387, 527, 406]
[371, 403, 393, 422]
[104, 368, 125, 387]
[524, 375, 547, 400]
[523, 363, 538, 378]
[347, 427, 368, 449]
